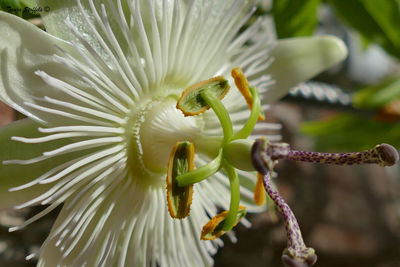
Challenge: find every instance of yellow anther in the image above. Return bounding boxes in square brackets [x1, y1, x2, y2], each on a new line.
[166, 141, 195, 219]
[177, 76, 230, 116]
[231, 67, 265, 121]
[254, 172, 266, 205]
[201, 206, 247, 240]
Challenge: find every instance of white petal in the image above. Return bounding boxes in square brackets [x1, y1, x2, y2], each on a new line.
[0, 11, 83, 122]
[37, 0, 128, 63]
[263, 35, 348, 103]
[37, 182, 219, 267]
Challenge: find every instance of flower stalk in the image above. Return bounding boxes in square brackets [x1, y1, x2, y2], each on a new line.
[261, 172, 317, 267]
[250, 138, 399, 266]
[251, 139, 317, 266]
[221, 161, 241, 231]
[253, 139, 399, 171]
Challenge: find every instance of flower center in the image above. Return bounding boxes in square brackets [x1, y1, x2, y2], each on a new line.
[140, 96, 199, 171]
[125, 89, 221, 187]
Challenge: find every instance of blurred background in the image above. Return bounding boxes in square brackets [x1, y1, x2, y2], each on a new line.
[1, 0, 400, 266]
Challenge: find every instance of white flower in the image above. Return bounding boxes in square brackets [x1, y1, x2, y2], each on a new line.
[0, 0, 347, 266]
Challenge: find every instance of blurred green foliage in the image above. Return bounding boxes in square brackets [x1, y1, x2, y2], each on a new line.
[329, 0, 400, 60]
[272, 0, 400, 60]
[303, 76, 400, 151]
[301, 114, 400, 151]
[0, 0, 39, 19]
[272, 0, 321, 38]
[301, 76, 400, 151]
[353, 78, 400, 109]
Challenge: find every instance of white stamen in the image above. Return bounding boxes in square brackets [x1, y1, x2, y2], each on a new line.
[24, 101, 111, 125]
[104, 1, 145, 95]
[53, 49, 133, 109]
[42, 153, 126, 209]
[35, 70, 116, 114]
[39, 125, 124, 134]
[4, 155, 50, 165]
[84, 0, 141, 100]
[53, 167, 125, 248]
[9, 190, 73, 232]
[40, 148, 125, 186]
[65, 161, 124, 210]
[63, 27, 134, 106]
[42, 136, 123, 157]
[8, 157, 82, 192]
[132, 0, 156, 85]
[11, 132, 90, 143]
[41, 95, 125, 124]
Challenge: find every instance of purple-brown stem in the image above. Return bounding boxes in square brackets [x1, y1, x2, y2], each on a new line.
[259, 140, 399, 167]
[252, 140, 316, 265]
[251, 139, 399, 266]
[261, 172, 316, 266]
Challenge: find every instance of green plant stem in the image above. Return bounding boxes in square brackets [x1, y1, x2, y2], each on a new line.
[221, 161, 240, 231]
[200, 90, 233, 144]
[176, 149, 223, 187]
[233, 86, 262, 140]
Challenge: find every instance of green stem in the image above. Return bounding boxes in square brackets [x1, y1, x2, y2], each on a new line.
[232, 86, 261, 140]
[221, 160, 240, 231]
[176, 149, 223, 187]
[200, 90, 233, 144]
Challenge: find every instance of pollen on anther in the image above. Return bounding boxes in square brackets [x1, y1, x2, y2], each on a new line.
[231, 67, 265, 121]
[201, 206, 247, 240]
[254, 173, 266, 205]
[166, 141, 195, 219]
[176, 76, 230, 116]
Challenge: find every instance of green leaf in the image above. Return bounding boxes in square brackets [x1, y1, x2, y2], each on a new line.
[272, 0, 321, 38]
[329, 0, 400, 59]
[301, 114, 400, 151]
[353, 77, 400, 109]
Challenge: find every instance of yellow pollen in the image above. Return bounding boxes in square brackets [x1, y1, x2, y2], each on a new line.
[254, 172, 266, 205]
[201, 206, 246, 240]
[232, 67, 265, 121]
